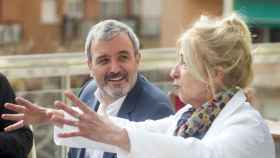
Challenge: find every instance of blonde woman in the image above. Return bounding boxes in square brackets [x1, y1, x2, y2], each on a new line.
[3, 14, 275, 158]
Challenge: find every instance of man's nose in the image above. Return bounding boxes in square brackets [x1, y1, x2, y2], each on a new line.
[169, 64, 180, 80]
[110, 60, 121, 73]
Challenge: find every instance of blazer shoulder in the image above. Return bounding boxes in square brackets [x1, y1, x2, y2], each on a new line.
[78, 79, 98, 108]
[140, 78, 171, 105]
[79, 79, 97, 97]
[135, 78, 174, 118]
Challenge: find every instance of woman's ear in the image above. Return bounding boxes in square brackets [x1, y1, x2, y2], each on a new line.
[213, 66, 225, 86]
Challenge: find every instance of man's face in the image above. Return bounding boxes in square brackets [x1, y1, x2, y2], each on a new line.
[88, 32, 140, 99]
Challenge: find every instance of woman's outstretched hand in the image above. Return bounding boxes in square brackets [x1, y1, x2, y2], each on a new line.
[1, 97, 63, 132]
[52, 90, 130, 151]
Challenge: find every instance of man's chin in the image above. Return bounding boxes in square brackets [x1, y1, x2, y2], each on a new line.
[105, 87, 129, 98]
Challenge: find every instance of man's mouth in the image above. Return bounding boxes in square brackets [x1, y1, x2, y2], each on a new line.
[108, 75, 126, 81]
[105, 72, 128, 83]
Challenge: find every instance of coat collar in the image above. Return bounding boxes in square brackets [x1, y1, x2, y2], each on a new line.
[215, 90, 247, 121]
[117, 74, 144, 117]
[204, 90, 247, 138]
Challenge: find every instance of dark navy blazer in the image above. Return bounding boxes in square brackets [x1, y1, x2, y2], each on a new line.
[68, 74, 174, 158]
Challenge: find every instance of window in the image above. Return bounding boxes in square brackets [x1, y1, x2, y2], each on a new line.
[140, 18, 160, 37]
[131, 0, 141, 16]
[41, 0, 58, 24]
[250, 27, 280, 43]
[250, 27, 265, 43]
[65, 0, 83, 19]
[0, 24, 21, 44]
[100, 0, 124, 18]
[140, 0, 161, 37]
[270, 29, 280, 42]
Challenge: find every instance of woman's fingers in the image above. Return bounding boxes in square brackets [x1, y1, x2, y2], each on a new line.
[4, 120, 25, 132]
[15, 97, 38, 110]
[58, 131, 81, 138]
[64, 90, 92, 113]
[4, 103, 26, 113]
[50, 112, 78, 127]
[54, 100, 82, 119]
[1, 113, 24, 121]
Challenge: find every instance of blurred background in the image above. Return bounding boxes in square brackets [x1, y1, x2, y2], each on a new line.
[0, 0, 279, 158]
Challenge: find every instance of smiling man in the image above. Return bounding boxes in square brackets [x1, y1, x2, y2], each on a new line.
[68, 20, 174, 158]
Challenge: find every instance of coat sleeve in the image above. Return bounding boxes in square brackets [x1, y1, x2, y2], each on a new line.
[112, 115, 175, 134]
[0, 73, 33, 158]
[54, 113, 175, 150]
[123, 111, 275, 158]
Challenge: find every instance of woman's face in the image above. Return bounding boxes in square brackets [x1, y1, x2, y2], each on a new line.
[170, 54, 210, 108]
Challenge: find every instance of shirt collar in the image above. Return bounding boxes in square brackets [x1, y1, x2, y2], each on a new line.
[94, 88, 126, 116]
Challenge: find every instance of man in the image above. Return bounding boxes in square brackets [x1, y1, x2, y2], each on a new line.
[0, 73, 33, 158]
[68, 20, 174, 158]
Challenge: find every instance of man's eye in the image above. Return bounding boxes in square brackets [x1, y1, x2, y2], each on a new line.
[119, 55, 129, 61]
[96, 58, 109, 65]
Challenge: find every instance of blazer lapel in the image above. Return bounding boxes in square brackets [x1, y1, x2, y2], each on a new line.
[117, 74, 143, 119]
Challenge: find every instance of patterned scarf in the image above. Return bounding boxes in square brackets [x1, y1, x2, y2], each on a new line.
[174, 87, 239, 139]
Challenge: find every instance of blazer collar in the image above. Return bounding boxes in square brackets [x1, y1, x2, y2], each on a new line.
[117, 74, 144, 117]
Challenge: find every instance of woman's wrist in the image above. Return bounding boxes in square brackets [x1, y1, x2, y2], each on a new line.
[46, 109, 65, 127]
[112, 127, 130, 152]
[37, 107, 51, 124]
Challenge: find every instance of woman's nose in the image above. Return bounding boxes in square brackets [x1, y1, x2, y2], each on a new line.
[170, 64, 180, 80]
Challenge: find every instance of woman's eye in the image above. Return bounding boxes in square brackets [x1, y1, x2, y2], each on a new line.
[179, 54, 186, 65]
[178, 56, 189, 70]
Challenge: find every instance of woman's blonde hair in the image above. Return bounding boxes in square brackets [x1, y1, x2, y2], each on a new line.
[177, 13, 253, 94]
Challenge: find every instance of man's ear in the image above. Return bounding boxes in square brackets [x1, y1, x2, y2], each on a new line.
[136, 53, 141, 64]
[86, 59, 94, 77]
[86, 59, 91, 68]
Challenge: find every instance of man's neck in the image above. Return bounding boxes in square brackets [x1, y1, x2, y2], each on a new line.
[95, 89, 120, 106]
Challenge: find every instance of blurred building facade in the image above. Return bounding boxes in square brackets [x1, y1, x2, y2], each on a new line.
[233, 0, 280, 43]
[0, 0, 65, 54]
[0, 0, 163, 55]
[1, 0, 280, 55]
[160, 0, 280, 47]
[160, 0, 223, 47]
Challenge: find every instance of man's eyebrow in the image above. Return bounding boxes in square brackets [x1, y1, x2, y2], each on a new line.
[94, 54, 108, 60]
[118, 50, 130, 55]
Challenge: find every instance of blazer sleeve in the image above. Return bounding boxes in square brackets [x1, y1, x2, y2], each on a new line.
[0, 73, 33, 158]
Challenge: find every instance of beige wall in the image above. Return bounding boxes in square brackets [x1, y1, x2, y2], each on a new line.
[161, 0, 223, 47]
